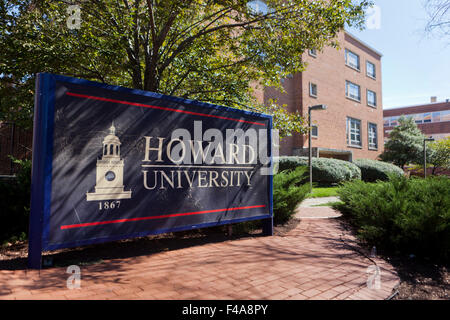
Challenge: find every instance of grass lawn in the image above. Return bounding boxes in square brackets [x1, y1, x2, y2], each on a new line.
[311, 201, 343, 207]
[308, 186, 340, 198]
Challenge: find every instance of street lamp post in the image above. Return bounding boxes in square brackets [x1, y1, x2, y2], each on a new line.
[308, 104, 327, 192]
[423, 137, 435, 178]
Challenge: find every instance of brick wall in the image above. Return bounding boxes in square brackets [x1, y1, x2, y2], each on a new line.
[262, 32, 384, 160]
[383, 101, 450, 138]
[384, 101, 450, 117]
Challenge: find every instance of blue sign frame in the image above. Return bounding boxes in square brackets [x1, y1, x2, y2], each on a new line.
[28, 73, 273, 269]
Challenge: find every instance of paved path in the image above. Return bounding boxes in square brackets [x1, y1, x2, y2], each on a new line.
[0, 207, 399, 300]
[300, 197, 341, 208]
[295, 197, 342, 219]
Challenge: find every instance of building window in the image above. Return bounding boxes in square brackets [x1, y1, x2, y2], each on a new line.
[311, 125, 318, 137]
[441, 110, 450, 122]
[432, 112, 441, 122]
[309, 49, 317, 57]
[414, 114, 423, 124]
[346, 81, 361, 102]
[347, 117, 362, 147]
[387, 112, 450, 125]
[309, 82, 318, 98]
[367, 90, 377, 107]
[345, 49, 360, 70]
[383, 117, 390, 127]
[366, 61, 376, 79]
[368, 123, 378, 150]
[390, 116, 399, 127]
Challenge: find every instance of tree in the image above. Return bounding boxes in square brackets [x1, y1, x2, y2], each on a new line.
[424, 0, 450, 41]
[380, 116, 427, 169]
[428, 137, 450, 175]
[1, 0, 370, 132]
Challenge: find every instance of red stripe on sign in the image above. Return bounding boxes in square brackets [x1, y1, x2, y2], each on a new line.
[66, 92, 266, 126]
[60, 205, 266, 230]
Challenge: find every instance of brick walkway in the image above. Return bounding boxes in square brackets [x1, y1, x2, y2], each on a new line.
[295, 197, 342, 219]
[0, 212, 399, 300]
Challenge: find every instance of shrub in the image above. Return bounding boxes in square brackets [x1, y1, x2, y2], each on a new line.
[0, 158, 31, 243]
[340, 160, 362, 182]
[353, 159, 404, 182]
[273, 166, 310, 225]
[336, 175, 450, 262]
[380, 115, 426, 169]
[276, 156, 361, 184]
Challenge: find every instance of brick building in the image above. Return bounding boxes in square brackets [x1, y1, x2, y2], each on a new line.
[383, 99, 450, 141]
[256, 31, 384, 161]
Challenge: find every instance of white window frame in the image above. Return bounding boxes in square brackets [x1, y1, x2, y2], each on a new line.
[366, 61, 376, 79]
[309, 49, 317, 57]
[367, 89, 377, 107]
[309, 82, 318, 98]
[347, 117, 362, 147]
[368, 123, 378, 150]
[345, 49, 360, 71]
[346, 81, 361, 102]
[311, 125, 318, 137]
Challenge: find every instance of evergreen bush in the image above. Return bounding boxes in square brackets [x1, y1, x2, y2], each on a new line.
[273, 166, 310, 225]
[336, 175, 450, 262]
[276, 156, 361, 184]
[353, 158, 404, 182]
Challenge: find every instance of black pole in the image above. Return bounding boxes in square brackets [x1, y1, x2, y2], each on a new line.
[308, 108, 312, 193]
[423, 140, 427, 179]
[10, 122, 15, 175]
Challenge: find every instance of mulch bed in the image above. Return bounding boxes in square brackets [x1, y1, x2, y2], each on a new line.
[388, 256, 449, 300]
[336, 217, 450, 300]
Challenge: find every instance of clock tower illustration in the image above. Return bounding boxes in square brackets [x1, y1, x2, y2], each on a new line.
[86, 123, 132, 201]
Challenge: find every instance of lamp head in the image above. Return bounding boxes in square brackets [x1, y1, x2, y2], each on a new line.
[309, 104, 327, 111]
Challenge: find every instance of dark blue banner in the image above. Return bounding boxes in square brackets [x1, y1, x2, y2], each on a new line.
[28, 73, 273, 267]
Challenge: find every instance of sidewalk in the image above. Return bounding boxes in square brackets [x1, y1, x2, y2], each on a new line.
[295, 197, 342, 219]
[0, 206, 399, 300]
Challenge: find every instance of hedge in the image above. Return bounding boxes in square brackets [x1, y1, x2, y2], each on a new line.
[275, 156, 361, 184]
[273, 166, 310, 225]
[353, 159, 404, 182]
[336, 175, 450, 262]
[0, 159, 31, 243]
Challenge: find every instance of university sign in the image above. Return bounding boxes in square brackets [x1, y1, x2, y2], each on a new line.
[28, 73, 274, 268]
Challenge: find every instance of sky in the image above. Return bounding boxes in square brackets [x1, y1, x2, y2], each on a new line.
[347, 0, 450, 109]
